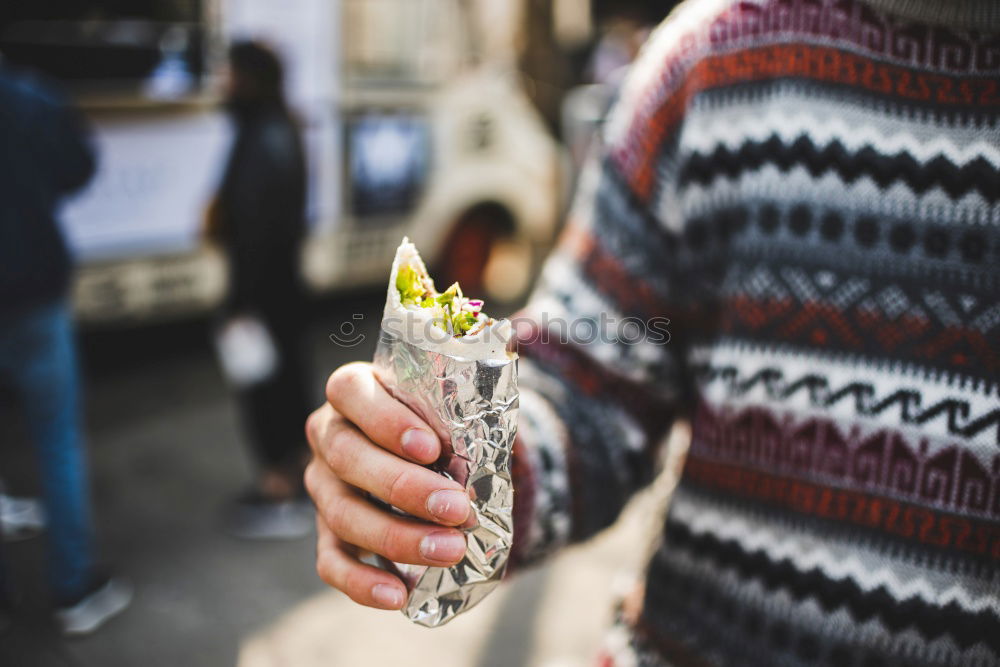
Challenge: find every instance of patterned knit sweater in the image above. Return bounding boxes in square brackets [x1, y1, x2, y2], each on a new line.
[510, 1, 1000, 665]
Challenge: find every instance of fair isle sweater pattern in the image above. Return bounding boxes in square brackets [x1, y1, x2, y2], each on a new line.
[510, 0, 1000, 665]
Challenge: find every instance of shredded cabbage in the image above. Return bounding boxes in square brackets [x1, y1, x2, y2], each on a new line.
[397, 263, 488, 337]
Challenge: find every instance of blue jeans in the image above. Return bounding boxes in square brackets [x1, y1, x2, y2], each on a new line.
[0, 301, 94, 602]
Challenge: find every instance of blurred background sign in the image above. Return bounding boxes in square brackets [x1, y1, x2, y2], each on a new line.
[347, 113, 429, 219]
[60, 112, 229, 260]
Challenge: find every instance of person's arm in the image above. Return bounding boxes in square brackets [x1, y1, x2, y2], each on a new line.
[509, 0, 734, 562]
[304, 147, 688, 609]
[508, 148, 687, 568]
[305, 156, 691, 610]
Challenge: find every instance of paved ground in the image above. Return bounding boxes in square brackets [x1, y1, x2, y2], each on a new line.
[0, 290, 685, 667]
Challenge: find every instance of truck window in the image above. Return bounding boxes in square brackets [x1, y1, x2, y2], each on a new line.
[343, 0, 467, 85]
[0, 0, 207, 100]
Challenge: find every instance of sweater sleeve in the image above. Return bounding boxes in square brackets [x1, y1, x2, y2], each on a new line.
[509, 149, 693, 567]
[507, 0, 731, 567]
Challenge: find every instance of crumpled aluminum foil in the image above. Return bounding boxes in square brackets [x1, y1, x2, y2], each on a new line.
[372, 329, 518, 627]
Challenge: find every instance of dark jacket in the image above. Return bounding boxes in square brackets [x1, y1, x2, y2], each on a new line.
[0, 65, 96, 317]
[215, 104, 306, 318]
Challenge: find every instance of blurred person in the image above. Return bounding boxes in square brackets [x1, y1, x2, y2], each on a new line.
[303, 1, 1000, 666]
[209, 41, 313, 540]
[0, 59, 131, 635]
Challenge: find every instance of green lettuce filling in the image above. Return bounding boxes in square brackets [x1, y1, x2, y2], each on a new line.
[396, 265, 426, 304]
[396, 262, 488, 337]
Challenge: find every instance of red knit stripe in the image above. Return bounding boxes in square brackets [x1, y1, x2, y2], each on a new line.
[684, 455, 1000, 559]
[616, 43, 1000, 200]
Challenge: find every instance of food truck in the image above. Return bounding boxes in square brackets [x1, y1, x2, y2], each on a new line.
[0, 0, 561, 323]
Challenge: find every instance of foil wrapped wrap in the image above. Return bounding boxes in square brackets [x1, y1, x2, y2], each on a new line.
[370, 239, 518, 628]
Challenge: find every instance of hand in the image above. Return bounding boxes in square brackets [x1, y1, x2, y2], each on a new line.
[305, 362, 472, 610]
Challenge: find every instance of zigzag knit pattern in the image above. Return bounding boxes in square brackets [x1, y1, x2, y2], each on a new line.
[679, 135, 1000, 203]
[662, 520, 1000, 653]
[695, 363, 1000, 443]
[510, 0, 1000, 665]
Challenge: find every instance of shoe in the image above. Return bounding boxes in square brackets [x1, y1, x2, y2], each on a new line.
[0, 494, 46, 542]
[222, 491, 314, 540]
[55, 575, 133, 637]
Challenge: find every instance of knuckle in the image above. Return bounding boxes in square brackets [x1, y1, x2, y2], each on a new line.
[324, 427, 356, 474]
[305, 408, 323, 446]
[322, 494, 351, 535]
[377, 522, 411, 562]
[315, 549, 337, 586]
[303, 459, 322, 498]
[327, 362, 367, 402]
[342, 568, 373, 604]
[325, 369, 348, 402]
[325, 493, 365, 545]
[383, 466, 414, 510]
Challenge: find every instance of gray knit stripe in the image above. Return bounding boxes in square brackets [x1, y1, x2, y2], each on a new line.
[667, 488, 1000, 613]
[646, 536, 999, 666]
[865, 0, 1000, 28]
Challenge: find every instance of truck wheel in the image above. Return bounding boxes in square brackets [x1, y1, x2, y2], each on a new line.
[437, 214, 498, 297]
[437, 204, 533, 305]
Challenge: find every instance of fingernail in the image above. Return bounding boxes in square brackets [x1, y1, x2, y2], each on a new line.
[426, 489, 470, 523]
[401, 428, 437, 461]
[419, 531, 467, 562]
[371, 583, 404, 609]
